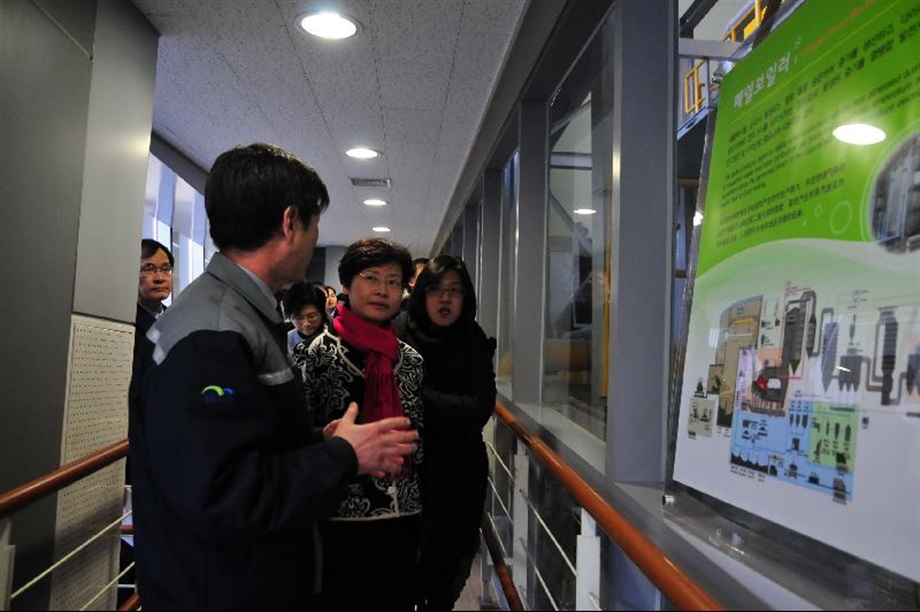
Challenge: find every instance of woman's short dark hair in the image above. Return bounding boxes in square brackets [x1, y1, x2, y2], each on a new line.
[407, 255, 477, 323]
[140, 238, 174, 267]
[205, 143, 329, 251]
[338, 238, 412, 289]
[281, 281, 329, 323]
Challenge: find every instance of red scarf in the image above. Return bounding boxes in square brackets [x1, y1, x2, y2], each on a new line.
[332, 304, 403, 425]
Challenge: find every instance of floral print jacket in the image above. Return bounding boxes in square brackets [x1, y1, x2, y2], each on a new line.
[302, 327, 424, 521]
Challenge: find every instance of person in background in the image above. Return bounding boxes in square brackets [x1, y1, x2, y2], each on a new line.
[122, 237, 174, 606]
[401, 257, 430, 309]
[302, 237, 425, 611]
[128, 143, 418, 610]
[283, 281, 329, 368]
[135, 238, 173, 356]
[321, 283, 339, 319]
[408, 257, 429, 292]
[394, 255, 496, 611]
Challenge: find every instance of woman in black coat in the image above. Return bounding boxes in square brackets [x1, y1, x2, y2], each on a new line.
[395, 255, 496, 611]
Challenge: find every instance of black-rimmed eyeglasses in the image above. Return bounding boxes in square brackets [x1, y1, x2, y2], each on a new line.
[425, 285, 465, 298]
[140, 264, 173, 276]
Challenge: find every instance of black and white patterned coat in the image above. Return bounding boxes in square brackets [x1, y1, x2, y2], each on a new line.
[302, 327, 425, 521]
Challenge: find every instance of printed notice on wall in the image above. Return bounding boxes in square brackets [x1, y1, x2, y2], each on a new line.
[674, 0, 920, 581]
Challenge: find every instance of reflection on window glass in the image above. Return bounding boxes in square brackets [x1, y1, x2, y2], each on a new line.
[497, 152, 518, 386]
[542, 30, 610, 440]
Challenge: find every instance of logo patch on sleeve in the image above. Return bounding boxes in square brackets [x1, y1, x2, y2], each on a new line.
[201, 385, 235, 403]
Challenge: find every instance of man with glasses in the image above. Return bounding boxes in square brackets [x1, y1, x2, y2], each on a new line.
[123, 238, 174, 605]
[135, 238, 173, 363]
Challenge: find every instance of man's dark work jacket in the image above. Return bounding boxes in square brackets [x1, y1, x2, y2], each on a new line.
[129, 252, 357, 610]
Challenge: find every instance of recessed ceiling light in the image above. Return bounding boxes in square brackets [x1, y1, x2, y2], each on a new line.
[364, 199, 388, 207]
[298, 12, 359, 40]
[346, 148, 380, 159]
[573, 208, 596, 215]
[832, 123, 886, 145]
[372, 226, 391, 233]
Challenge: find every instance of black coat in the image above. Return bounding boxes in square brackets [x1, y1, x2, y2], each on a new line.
[394, 312, 496, 554]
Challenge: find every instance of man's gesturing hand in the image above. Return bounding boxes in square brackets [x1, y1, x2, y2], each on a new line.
[332, 402, 418, 477]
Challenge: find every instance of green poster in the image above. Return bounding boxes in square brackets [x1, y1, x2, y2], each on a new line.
[674, 0, 920, 582]
[699, 0, 920, 275]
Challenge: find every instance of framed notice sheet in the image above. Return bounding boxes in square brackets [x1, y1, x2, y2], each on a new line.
[673, 0, 920, 582]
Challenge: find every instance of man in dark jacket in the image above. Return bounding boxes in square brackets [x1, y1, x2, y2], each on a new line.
[134, 238, 173, 367]
[122, 238, 175, 605]
[128, 143, 418, 610]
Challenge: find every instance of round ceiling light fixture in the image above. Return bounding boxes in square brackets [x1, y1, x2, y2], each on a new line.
[346, 147, 380, 159]
[298, 12, 360, 40]
[372, 226, 391, 233]
[364, 199, 388, 207]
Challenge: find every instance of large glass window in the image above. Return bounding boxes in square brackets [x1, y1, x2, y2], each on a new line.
[541, 31, 611, 439]
[142, 153, 209, 300]
[497, 152, 518, 386]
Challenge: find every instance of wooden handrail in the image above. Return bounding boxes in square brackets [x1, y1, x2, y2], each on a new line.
[117, 592, 141, 611]
[495, 402, 722, 611]
[0, 439, 128, 519]
[480, 515, 525, 611]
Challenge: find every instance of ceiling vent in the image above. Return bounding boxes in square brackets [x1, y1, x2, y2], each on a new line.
[350, 177, 392, 188]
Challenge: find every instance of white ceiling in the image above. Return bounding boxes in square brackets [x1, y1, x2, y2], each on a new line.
[130, 0, 528, 256]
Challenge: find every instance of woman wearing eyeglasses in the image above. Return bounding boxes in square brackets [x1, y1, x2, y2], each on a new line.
[282, 281, 329, 368]
[301, 238, 424, 610]
[394, 255, 496, 611]
[322, 284, 340, 319]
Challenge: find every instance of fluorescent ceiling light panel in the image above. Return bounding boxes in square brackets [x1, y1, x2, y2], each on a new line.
[372, 226, 391, 232]
[573, 208, 596, 215]
[364, 199, 388, 207]
[299, 13, 359, 40]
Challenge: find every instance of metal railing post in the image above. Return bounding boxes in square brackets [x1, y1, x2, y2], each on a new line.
[0, 517, 14, 611]
[511, 447, 530, 601]
[576, 507, 601, 610]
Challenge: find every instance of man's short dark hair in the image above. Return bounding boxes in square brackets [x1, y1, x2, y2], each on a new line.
[205, 143, 330, 251]
[412, 257, 430, 268]
[338, 238, 412, 289]
[141, 238, 174, 267]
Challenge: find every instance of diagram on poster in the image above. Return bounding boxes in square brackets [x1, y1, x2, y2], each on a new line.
[699, 283, 917, 501]
[673, 0, 920, 582]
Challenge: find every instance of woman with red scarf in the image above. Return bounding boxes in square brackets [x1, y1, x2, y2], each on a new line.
[302, 238, 424, 610]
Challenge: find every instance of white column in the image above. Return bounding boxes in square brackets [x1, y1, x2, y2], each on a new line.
[576, 508, 601, 610]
